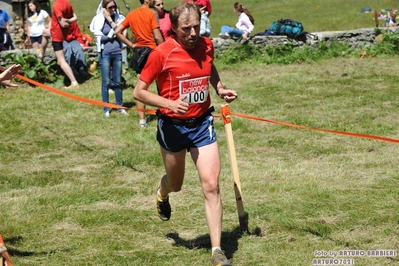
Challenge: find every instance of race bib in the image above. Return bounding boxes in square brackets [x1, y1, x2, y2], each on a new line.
[179, 76, 210, 104]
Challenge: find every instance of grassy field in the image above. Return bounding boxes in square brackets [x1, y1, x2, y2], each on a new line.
[1, 0, 399, 265]
[1, 55, 399, 265]
[63, 0, 397, 38]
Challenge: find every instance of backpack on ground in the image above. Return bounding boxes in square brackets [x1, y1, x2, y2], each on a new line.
[268, 19, 306, 41]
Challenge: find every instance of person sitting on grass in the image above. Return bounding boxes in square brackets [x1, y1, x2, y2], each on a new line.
[219, 2, 254, 42]
[63, 22, 91, 83]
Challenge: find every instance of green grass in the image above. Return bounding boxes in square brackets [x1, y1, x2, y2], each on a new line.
[1, 56, 399, 265]
[2, 1, 399, 265]
[63, 0, 395, 38]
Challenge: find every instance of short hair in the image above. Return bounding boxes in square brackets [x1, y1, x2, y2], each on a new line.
[169, 2, 200, 28]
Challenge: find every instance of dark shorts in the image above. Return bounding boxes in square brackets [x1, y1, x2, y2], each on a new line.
[52, 41, 64, 52]
[157, 111, 217, 152]
[129, 46, 152, 74]
[30, 35, 43, 44]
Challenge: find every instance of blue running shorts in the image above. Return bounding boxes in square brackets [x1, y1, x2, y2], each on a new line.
[157, 115, 217, 152]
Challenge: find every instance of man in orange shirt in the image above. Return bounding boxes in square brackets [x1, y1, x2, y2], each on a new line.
[115, 0, 164, 128]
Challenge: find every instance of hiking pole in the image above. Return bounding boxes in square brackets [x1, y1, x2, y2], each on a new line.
[221, 104, 248, 233]
[121, 0, 131, 11]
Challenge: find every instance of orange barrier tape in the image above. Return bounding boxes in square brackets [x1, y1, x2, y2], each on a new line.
[221, 104, 231, 125]
[16, 74, 127, 109]
[10, 72, 399, 144]
[15, 73, 157, 115]
[230, 111, 399, 144]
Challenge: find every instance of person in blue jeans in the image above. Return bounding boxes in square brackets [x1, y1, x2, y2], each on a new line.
[219, 2, 254, 42]
[90, 0, 127, 117]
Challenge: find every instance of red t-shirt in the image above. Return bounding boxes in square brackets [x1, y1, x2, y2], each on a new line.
[140, 37, 214, 119]
[51, 0, 75, 42]
[121, 7, 159, 49]
[185, 0, 212, 15]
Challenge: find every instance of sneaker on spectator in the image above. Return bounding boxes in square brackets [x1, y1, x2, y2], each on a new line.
[139, 119, 147, 128]
[104, 111, 110, 118]
[219, 32, 230, 39]
[118, 109, 128, 115]
[64, 83, 79, 89]
[211, 249, 231, 266]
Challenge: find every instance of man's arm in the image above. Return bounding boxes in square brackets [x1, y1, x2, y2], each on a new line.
[210, 64, 238, 103]
[153, 28, 164, 46]
[134, 79, 189, 115]
[65, 13, 78, 24]
[115, 24, 135, 49]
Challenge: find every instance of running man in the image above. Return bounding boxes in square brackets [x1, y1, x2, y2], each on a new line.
[133, 2, 237, 265]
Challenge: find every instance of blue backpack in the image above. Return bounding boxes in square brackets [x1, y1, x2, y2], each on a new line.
[268, 19, 304, 37]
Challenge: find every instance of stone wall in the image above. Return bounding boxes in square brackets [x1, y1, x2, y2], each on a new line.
[0, 27, 397, 67]
[213, 27, 393, 53]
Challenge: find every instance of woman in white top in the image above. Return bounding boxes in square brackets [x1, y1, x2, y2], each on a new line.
[25, 0, 51, 58]
[219, 2, 254, 41]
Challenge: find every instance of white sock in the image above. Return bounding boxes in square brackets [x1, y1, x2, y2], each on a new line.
[71, 81, 78, 85]
[157, 189, 168, 200]
[212, 247, 221, 254]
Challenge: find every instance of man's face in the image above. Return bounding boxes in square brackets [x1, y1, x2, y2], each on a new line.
[173, 9, 200, 50]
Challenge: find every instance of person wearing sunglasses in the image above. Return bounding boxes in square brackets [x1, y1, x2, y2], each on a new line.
[91, 0, 128, 117]
[115, 0, 164, 128]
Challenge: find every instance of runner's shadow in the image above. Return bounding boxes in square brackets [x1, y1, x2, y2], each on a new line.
[4, 235, 70, 257]
[166, 223, 262, 259]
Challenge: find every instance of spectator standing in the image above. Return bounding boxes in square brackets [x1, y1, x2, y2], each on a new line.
[153, 0, 173, 40]
[115, 0, 164, 128]
[185, 0, 212, 16]
[197, 4, 211, 37]
[50, 0, 79, 89]
[219, 2, 254, 42]
[0, 9, 14, 51]
[90, 0, 127, 117]
[25, 0, 51, 59]
[133, 2, 237, 266]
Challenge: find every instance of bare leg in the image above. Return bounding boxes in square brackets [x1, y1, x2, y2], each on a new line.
[159, 147, 186, 197]
[54, 50, 77, 83]
[190, 142, 222, 248]
[40, 36, 49, 56]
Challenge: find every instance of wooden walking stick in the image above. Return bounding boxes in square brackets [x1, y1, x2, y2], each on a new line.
[221, 104, 248, 232]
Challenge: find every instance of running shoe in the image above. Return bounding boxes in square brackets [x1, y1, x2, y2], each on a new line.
[156, 191, 171, 221]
